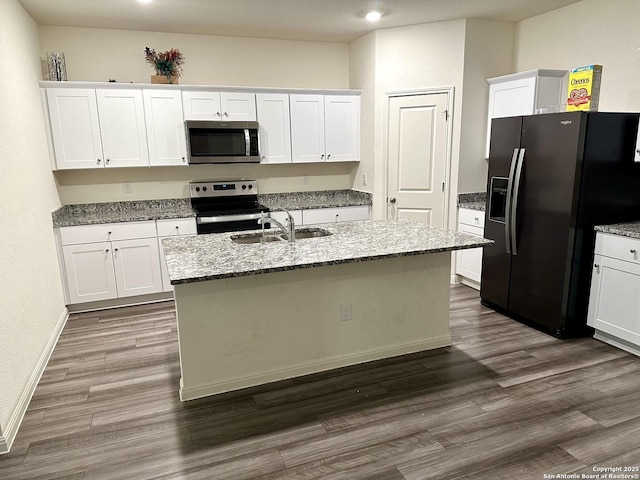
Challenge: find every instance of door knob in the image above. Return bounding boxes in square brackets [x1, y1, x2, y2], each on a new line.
[389, 197, 397, 203]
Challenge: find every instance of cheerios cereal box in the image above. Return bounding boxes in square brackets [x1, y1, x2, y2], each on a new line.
[566, 65, 602, 112]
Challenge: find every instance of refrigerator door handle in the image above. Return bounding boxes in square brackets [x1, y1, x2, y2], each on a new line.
[505, 148, 520, 254]
[511, 148, 526, 256]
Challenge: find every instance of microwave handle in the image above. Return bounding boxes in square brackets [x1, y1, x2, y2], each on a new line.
[244, 129, 250, 157]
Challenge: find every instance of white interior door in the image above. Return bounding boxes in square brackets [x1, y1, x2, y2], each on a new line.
[387, 93, 449, 227]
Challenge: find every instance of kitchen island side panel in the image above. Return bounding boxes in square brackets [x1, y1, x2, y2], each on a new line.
[173, 252, 452, 401]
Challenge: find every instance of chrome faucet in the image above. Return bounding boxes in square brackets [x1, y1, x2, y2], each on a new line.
[258, 208, 295, 242]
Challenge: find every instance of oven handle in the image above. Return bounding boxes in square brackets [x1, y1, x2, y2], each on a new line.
[197, 212, 265, 224]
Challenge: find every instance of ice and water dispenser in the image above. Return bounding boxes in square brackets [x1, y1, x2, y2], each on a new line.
[488, 177, 508, 223]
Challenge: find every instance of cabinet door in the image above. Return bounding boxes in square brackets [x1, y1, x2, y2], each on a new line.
[325, 95, 360, 162]
[96, 89, 149, 167]
[46, 88, 104, 169]
[303, 206, 370, 225]
[456, 223, 484, 285]
[143, 90, 188, 166]
[587, 255, 640, 345]
[485, 76, 536, 158]
[157, 218, 197, 292]
[112, 238, 163, 298]
[221, 92, 257, 121]
[290, 94, 325, 163]
[62, 242, 117, 304]
[182, 91, 222, 120]
[256, 94, 292, 164]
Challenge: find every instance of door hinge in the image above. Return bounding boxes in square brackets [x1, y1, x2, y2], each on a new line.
[443, 109, 449, 121]
[442, 182, 445, 192]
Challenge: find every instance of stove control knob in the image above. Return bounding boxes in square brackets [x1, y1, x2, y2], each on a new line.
[195, 187, 200, 192]
[202, 186, 207, 192]
[248, 184, 253, 190]
[242, 184, 247, 190]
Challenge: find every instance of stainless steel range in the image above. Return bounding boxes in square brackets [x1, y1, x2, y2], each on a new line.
[190, 180, 270, 234]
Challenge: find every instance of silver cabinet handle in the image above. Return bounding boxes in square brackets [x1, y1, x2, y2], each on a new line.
[389, 197, 397, 203]
[223, 112, 229, 117]
[182, 156, 186, 162]
[631, 249, 637, 254]
[321, 154, 325, 160]
[216, 111, 221, 117]
[327, 154, 331, 159]
[106, 158, 110, 164]
[105, 249, 109, 253]
[97, 158, 101, 164]
[594, 263, 600, 273]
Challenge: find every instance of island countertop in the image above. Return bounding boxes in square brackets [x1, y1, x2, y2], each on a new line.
[162, 219, 492, 284]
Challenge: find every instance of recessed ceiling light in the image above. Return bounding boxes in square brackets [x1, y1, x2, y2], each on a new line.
[365, 11, 382, 22]
[137, 0, 153, 4]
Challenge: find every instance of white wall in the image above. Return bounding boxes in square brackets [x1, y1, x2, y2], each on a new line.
[349, 32, 376, 194]
[0, 0, 66, 452]
[40, 26, 354, 204]
[515, 0, 640, 112]
[458, 19, 515, 193]
[350, 20, 466, 225]
[39, 26, 349, 88]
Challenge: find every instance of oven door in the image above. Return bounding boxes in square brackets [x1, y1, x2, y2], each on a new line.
[186, 120, 260, 164]
[196, 212, 269, 234]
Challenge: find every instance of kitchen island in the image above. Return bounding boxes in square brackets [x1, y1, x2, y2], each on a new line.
[162, 219, 492, 401]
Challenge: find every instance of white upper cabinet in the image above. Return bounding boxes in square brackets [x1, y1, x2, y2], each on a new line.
[143, 90, 187, 166]
[96, 89, 149, 168]
[324, 95, 360, 162]
[182, 91, 256, 121]
[256, 93, 292, 164]
[290, 94, 326, 163]
[290, 94, 360, 163]
[47, 88, 149, 169]
[47, 88, 104, 169]
[485, 69, 566, 158]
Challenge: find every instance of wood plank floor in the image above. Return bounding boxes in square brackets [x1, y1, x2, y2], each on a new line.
[2, 285, 640, 479]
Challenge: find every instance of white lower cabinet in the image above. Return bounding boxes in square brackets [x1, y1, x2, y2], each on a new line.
[587, 232, 640, 352]
[455, 208, 485, 289]
[62, 242, 118, 304]
[157, 218, 197, 292]
[302, 205, 370, 225]
[59, 221, 163, 304]
[111, 238, 163, 298]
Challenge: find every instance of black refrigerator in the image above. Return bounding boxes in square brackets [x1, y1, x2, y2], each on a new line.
[481, 111, 640, 338]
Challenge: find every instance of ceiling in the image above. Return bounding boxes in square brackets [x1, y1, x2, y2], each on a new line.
[18, 0, 581, 43]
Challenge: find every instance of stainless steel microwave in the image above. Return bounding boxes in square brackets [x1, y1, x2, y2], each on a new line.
[185, 120, 260, 164]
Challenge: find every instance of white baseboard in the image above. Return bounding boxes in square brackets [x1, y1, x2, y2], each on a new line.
[180, 336, 452, 401]
[0, 307, 69, 455]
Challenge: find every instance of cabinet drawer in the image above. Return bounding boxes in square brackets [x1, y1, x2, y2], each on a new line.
[59, 221, 157, 245]
[595, 233, 640, 265]
[303, 206, 370, 225]
[458, 223, 483, 237]
[156, 218, 197, 237]
[458, 208, 485, 228]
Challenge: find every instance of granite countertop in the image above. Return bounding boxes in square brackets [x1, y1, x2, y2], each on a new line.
[595, 222, 640, 239]
[457, 192, 486, 212]
[161, 219, 493, 285]
[259, 189, 371, 210]
[51, 199, 194, 228]
[51, 190, 372, 228]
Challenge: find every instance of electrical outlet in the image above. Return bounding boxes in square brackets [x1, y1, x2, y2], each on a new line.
[362, 173, 368, 186]
[340, 303, 352, 321]
[302, 175, 309, 185]
[123, 182, 132, 194]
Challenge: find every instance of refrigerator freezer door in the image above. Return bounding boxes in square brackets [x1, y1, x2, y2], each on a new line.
[481, 116, 523, 310]
[507, 112, 584, 334]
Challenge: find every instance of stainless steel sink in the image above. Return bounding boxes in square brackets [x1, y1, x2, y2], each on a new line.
[230, 233, 284, 244]
[230, 227, 332, 244]
[294, 228, 333, 239]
